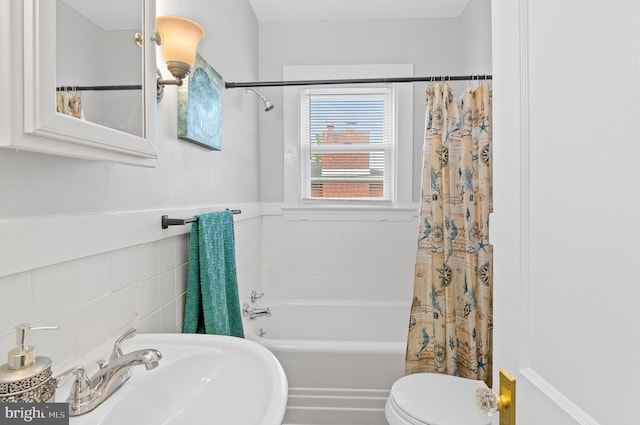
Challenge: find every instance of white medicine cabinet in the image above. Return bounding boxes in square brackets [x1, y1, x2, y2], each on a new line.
[0, 0, 157, 167]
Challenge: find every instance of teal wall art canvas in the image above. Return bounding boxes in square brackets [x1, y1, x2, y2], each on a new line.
[178, 53, 223, 150]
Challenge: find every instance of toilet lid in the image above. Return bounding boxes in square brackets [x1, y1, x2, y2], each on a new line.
[389, 373, 492, 425]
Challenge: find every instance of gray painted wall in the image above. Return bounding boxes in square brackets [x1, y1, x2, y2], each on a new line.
[257, 0, 492, 203]
[0, 0, 260, 219]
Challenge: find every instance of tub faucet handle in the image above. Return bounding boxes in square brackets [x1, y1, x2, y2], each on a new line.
[250, 290, 265, 304]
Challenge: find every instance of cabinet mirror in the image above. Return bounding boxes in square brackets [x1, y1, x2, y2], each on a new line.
[20, 0, 157, 167]
[56, 0, 144, 137]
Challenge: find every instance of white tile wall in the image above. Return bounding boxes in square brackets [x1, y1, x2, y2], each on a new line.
[0, 205, 414, 373]
[0, 272, 31, 337]
[0, 234, 189, 369]
[0, 211, 262, 373]
[233, 216, 265, 305]
[261, 211, 418, 302]
[31, 261, 79, 323]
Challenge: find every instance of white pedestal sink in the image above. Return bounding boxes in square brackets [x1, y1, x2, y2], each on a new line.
[61, 333, 288, 425]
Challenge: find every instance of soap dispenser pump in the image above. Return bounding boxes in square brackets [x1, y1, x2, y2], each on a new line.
[0, 323, 58, 403]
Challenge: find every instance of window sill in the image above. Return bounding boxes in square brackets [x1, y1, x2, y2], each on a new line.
[264, 202, 419, 222]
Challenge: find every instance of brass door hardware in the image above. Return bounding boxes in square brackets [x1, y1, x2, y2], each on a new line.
[476, 367, 516, 425]
[499, 368, 516, 425]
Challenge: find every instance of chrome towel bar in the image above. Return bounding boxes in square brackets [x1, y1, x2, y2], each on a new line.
[161, 209, 241, 229]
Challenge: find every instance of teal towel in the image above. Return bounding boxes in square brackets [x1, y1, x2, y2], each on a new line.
[183, 210, 244, 338]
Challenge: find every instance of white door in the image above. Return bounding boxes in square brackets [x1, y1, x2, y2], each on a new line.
[492, 1, 640, 425]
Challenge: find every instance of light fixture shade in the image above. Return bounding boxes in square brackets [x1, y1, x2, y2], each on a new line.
[156, 16, 205, 70]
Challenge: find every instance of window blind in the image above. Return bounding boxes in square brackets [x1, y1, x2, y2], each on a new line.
[300, 88, 394, 202]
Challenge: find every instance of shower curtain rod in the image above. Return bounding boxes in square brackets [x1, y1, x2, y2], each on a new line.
[56, 85, 142, 92]
[225, 74, 492, 89]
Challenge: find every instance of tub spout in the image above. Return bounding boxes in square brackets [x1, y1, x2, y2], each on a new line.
[243, 303, 272, 319]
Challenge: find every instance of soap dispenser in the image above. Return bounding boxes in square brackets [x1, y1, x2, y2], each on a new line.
[0, 324, 58, 403]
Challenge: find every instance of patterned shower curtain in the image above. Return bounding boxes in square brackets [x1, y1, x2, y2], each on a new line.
[405, 83, 493, 386]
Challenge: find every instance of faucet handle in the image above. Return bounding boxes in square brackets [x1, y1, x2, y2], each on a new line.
[250, 290, 265, 303]
[110, 328, 137, 361]
[54, 366, 93, 402]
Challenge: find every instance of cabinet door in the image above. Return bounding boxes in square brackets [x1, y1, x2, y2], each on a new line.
[1, 0, 157, 167]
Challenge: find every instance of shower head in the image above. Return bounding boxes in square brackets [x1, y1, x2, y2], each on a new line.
[263, 99, 275, 112]
[246, 88, 275, 112]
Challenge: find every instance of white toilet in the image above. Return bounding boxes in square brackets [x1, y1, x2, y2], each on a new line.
[385, 373, 493, 425]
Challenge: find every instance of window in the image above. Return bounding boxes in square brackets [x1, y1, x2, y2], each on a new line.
[300, 88, 395, 203]
[282, 64, 413, 210]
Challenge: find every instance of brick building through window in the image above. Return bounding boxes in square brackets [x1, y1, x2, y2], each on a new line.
[301, 87, 393, 202]
[310, 124, 384, 199]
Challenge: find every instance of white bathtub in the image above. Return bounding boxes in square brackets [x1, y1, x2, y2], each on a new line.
[244, 300, 410, 425]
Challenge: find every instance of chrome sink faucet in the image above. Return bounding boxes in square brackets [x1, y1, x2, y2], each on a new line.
[55, 329, 162, 416]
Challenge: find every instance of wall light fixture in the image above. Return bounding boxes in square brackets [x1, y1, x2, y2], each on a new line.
[155, 16, 206, 101]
